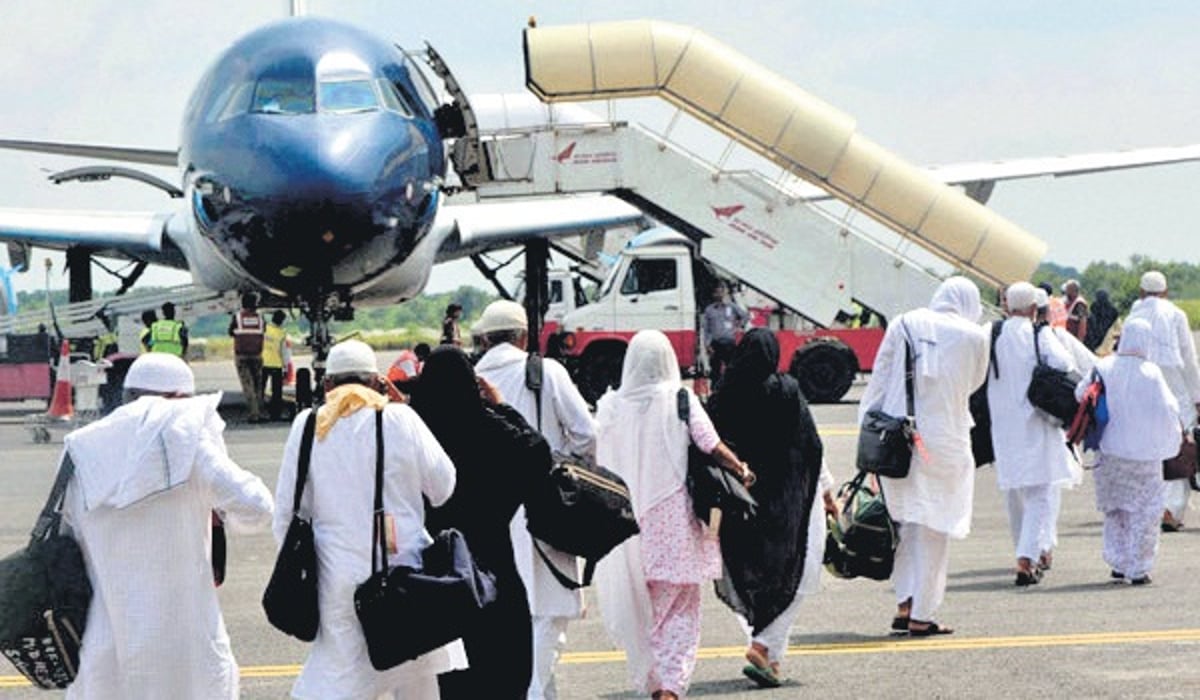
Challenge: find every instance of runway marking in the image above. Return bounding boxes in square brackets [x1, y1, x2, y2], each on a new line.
[5, 628, 1200, 686]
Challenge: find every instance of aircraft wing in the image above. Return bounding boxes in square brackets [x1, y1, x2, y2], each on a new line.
[794, 143, 1200, 202]
[0, 208, 186, 268]
[432, 195, 647, 261]
[0, 139, 178, 167]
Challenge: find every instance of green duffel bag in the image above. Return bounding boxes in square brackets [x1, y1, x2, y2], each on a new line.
[824, 471, 899, 581]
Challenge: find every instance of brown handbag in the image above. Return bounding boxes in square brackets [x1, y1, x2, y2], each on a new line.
[1163, 428, 1199, 481]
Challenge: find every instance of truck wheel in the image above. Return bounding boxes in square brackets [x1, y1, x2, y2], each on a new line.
[789, 339, 858, 403]
[577, 345, 626, 405]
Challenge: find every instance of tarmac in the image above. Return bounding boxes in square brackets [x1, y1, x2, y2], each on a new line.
[3, 355, 1200, 698]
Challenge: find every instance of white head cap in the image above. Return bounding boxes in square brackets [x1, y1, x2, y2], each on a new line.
[1140, 270, 1167, 293]
[1006, 281, 1038, 311]
[124, 353, 195, 395]
[473, 300, 528, 336]
[326, 339, 378, 376]
[1034, 288, 1049, 309]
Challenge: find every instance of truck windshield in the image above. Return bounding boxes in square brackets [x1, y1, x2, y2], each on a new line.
[597, 261, 622, 300]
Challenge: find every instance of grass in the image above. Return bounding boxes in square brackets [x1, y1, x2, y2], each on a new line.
[1174, 300, 1200, 330]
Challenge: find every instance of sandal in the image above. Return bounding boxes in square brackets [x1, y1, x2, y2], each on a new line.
[908, 620, 954, 637]
[742, 663, 782, 689]
[891, 615, 911, 632]
[1015, 568, 1042, 587]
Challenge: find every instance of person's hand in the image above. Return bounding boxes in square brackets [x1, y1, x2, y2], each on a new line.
[737, 462, 756, 488]
[823, 490, 838, 518]
[477, 376, 502, 405]
[379, 376, 407, 403]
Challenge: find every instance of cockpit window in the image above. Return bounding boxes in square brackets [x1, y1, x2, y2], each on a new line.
[211, 82, 254, 122]
[318, 79, 378, 113]
[401, 53, 440, 116]
[377, 79, 412, 116]
[251, 78, 315, 115]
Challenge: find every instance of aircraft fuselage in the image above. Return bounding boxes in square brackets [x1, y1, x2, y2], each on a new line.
[177, 17, 445, 302]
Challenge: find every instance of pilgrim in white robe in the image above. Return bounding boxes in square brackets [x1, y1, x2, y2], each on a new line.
[274, 402, 462, 700]
[859, 277, 989, 623]
[987, 317, 1076, 563]
[1128, 296, 1200, 524]
[474, 341, 595, 700]
[62, 394, 273, 700]
[1077, 318, 1181, 579]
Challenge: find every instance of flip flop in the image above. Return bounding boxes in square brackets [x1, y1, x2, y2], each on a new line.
[908, 621, 954, 637]
[742, 663, 782, 688]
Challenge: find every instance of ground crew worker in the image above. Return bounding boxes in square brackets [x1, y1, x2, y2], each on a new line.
[228, 293, 266, 422]
[139, 309, 157, 353]
[150, 302, 188, 358]
[261, 310, 287, 421]
[93, 309, 119, 360]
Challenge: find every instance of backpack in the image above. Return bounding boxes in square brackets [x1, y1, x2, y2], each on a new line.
[970, 320, 1003, 467]
[823, 471, 899, 581]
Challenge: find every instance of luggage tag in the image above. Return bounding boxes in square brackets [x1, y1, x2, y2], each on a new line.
[383, 514, 399, 555]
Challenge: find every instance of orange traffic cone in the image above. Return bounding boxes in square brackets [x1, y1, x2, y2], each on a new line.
[46, 339, 73, 419]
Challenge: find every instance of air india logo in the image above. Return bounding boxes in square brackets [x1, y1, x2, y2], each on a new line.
[554, 142, 577, 163]
[551, 141, 617, 165]
[710, 203, 778, 250]
[711, 204, 745, 219]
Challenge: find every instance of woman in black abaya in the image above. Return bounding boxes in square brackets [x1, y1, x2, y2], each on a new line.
[409, 346, 551, 699]
[708, 328, 829, 688]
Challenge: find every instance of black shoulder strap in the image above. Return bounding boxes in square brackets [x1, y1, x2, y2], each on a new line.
[31, 451, 76, 543]
[900, 322, 915, 423]
[525, 352, 544, 431]
[370, 409, 386, 576]
[990, 319, 1003, 379]
[1032, 321, 1047, 367]
[676, 387, 690, 423]
[533, 538, 594, 590]
[294, 410, 318, 514]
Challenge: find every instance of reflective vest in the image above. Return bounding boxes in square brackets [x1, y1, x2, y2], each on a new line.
[93, 332, 118, 361]
[232, 311, 265, 357]
[139, 328, 152, 353]
[150, 319, 185, 356]
[263, 323, 287, 368]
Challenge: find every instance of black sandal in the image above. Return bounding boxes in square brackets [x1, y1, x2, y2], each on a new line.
[908, 620, 954, 637]
[891, 615, 910, 632]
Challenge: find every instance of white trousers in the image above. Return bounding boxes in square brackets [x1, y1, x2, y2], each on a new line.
[1046, 483, 1062, 551]
[1162, 478, 1191, 523]
[528, 615, 570, 700]
[1004, 484, 1055, 561]
[374, 674, 439, 700]
[892, 522, 950, 622]
[741, 592, 805, 663]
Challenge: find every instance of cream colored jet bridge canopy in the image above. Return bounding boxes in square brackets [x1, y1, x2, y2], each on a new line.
[523, 20, 1047, 288]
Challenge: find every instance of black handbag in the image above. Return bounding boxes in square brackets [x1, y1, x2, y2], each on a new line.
[970, 320, 1004, 467]
[857, 324, 915, 478]
[0, 454, 92, 689]
[262, 411, 319, 641]
[523, 354, 640, 590]
[354, 410, 498, 670]
[1026, 324, 1080, 427]
[676, 388, 758, 527]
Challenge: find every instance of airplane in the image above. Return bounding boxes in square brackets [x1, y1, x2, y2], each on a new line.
[0, 16, 645, 369]
[2, 10, 1199, 374]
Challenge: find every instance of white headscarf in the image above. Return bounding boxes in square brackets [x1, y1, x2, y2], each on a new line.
[1117, 317, 1152, 358]
[595, 330, 689, 517]
[1094, 317, 1181, 460]
[903, 276, 982, 378]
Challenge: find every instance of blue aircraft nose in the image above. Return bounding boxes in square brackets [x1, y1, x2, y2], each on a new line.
[191, 112, 441, 295]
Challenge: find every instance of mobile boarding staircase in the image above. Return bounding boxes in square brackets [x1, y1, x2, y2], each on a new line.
[436, 20, 1046, 326]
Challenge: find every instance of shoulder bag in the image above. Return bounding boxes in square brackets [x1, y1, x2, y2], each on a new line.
[354, 410, 498, 670]
[856, 323, 915, 478]
[523, 353, 640, 590]
[1067, 368, 1107, 450]
[1026, 323, 1081, 427]
[262, 411, 319, 641]
[0, 454, 92, 689]
[676, 388, 758, 528]
[1163, 426, 1200, 481]
[970, 320, 1004, 467]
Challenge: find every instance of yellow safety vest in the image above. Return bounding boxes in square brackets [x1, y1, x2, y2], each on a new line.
[263, 324, 287, 368]
[150, 319, 185, 356]
[139, 328, 152, 353]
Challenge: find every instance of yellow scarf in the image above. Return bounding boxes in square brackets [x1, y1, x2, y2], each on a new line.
[316, 384, 388, 440]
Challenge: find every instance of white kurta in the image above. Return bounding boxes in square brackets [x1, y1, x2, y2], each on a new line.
[1128, 296, 1200, 407]
[986, 318, 1076, 490]
[274, 404, 461, 700]
[62, 395, 273, 700]
[858, 307, 989, 538]
[475, 342, 594, 618]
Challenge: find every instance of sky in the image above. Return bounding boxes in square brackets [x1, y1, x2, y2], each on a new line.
[2, 0, 1200, 298]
